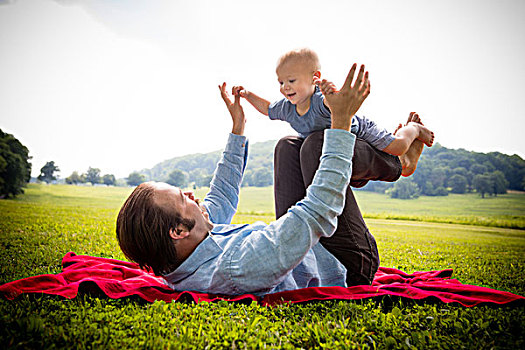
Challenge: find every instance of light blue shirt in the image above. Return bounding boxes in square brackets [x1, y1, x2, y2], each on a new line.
[163, 129, 356, 296]
[268, 86, 395, 150]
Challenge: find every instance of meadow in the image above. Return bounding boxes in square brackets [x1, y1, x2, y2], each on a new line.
[0, 184, 524, 349]
[224, 186, 525, 229]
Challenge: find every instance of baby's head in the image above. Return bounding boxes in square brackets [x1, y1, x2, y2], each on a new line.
[276, 48, 321, 106]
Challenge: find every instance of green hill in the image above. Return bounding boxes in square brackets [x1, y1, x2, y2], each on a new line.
[140, 139, 277, 187]
[138, 140, 525, 194]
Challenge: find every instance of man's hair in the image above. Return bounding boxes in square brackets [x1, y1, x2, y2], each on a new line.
[276, 48, 321, 72]
[116, 182, 195, 276]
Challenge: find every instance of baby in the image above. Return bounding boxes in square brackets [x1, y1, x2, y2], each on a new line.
[232, 48, 434, 176]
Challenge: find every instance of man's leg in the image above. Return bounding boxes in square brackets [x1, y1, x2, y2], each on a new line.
[299, 131, 402, 191]
[274, 131, 402, 219]
[273, 136, 306, 219]
[299, 131, 401, 285]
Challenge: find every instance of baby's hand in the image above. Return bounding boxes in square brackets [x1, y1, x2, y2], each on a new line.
[232, 86, 248, 98]
[316, 79, 337, 96]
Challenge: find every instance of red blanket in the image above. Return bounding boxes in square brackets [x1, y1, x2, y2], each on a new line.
[1, 252, 523, 307]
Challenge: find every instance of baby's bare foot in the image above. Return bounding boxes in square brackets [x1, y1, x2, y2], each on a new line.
[400, 139, 424, 177]
[393, 123, 403, 135]
[407, 112, 424, 125]
[410, 122, 434, 147]
[407, 112, 416, 124]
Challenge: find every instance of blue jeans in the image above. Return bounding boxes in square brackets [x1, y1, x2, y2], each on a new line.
[273, 131, 401, 285]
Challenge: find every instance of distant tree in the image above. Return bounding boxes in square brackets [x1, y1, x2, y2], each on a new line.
[454, 157, 473, 170]
[167, 169, 187, 188]
[483, 161, 496, 173]
[470, 164, 488, 175]
[426, 167, 447, 195]
[387, 179, 420, 199]
[127, 172, 146, 186]
[488, 171, 508, 196]
[195, 174, 213, 188]
[450, 167, 468, 178]
[505, 155, 525, 190]
[449, 167, 472, 192]
[37, 161, 60, 183]
[434, 186, 449, 196]
[448, 174, 467, 194]
[242, 170, 253, 187]
[189, 169, 213, 188]
[473, 174, 492, 198]
[66, 171, 82, 184]
[411, 161, 447, 196]
[84, 167, 101, 185]
[0, 129, 32, 198]
[360, 181, 393, 193]
[251, 168, 273, 187]
[188, 169, 204, 184]
[102, 174, 116, 186]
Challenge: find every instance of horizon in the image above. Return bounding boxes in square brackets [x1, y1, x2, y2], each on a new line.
[31, 138, 521, 181]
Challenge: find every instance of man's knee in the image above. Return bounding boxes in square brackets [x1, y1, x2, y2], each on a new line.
[274, 136, 302, 162]
[352, 138, 402, 183]
[300, 131, 324, 163]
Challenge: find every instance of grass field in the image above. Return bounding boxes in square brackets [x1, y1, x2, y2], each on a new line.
[1, 184, 524, 349]
[220, 186, 525, 229]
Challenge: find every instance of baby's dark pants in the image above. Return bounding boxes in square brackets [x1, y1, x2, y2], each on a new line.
[273, 131, 402, 286]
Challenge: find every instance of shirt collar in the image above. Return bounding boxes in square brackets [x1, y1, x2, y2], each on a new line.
[162, 234, 222, 283]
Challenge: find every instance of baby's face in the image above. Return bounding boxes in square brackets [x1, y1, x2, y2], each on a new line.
[276, 60, 316, 106]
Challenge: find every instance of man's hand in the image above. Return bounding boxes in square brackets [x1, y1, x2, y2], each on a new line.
[219, 82, 246, 135]
[323, 64, 370, 131]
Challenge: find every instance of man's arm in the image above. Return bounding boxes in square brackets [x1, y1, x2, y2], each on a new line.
[229, 130, 356, 294]
[200, 83, 249, 224]
[227, 65, 371, 293]
[202, 133, 248, 225]
[232, 86, 271, 116]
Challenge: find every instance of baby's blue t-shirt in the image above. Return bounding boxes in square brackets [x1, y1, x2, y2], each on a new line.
[268, 86, 395, 150]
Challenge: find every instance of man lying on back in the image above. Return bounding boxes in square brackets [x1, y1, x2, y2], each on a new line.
[117, 64, 394, 295]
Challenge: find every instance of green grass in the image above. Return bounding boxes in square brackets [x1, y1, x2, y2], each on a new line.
[199, 186, 525, 229]
[355, 191, 525, 229]
[1, 184, 524, 349]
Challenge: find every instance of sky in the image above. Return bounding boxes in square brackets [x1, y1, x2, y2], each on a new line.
[1, 0, 524, 179]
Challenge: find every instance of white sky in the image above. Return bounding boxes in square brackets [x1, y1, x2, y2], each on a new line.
[1, 0, 524, 178]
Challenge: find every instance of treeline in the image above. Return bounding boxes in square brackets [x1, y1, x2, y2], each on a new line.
[362, 143, 525, 198]
[140, 140, 277, 188]
[3, 124, 523, 200]
[64, 167, 117, 186]
[139, 140, 524, 198]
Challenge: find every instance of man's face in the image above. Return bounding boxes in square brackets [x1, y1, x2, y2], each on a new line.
[276, 60, 316, 108]
[152, 182, 213, 239]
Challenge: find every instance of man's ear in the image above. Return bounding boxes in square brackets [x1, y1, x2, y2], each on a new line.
[169, 226, 190, 240]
